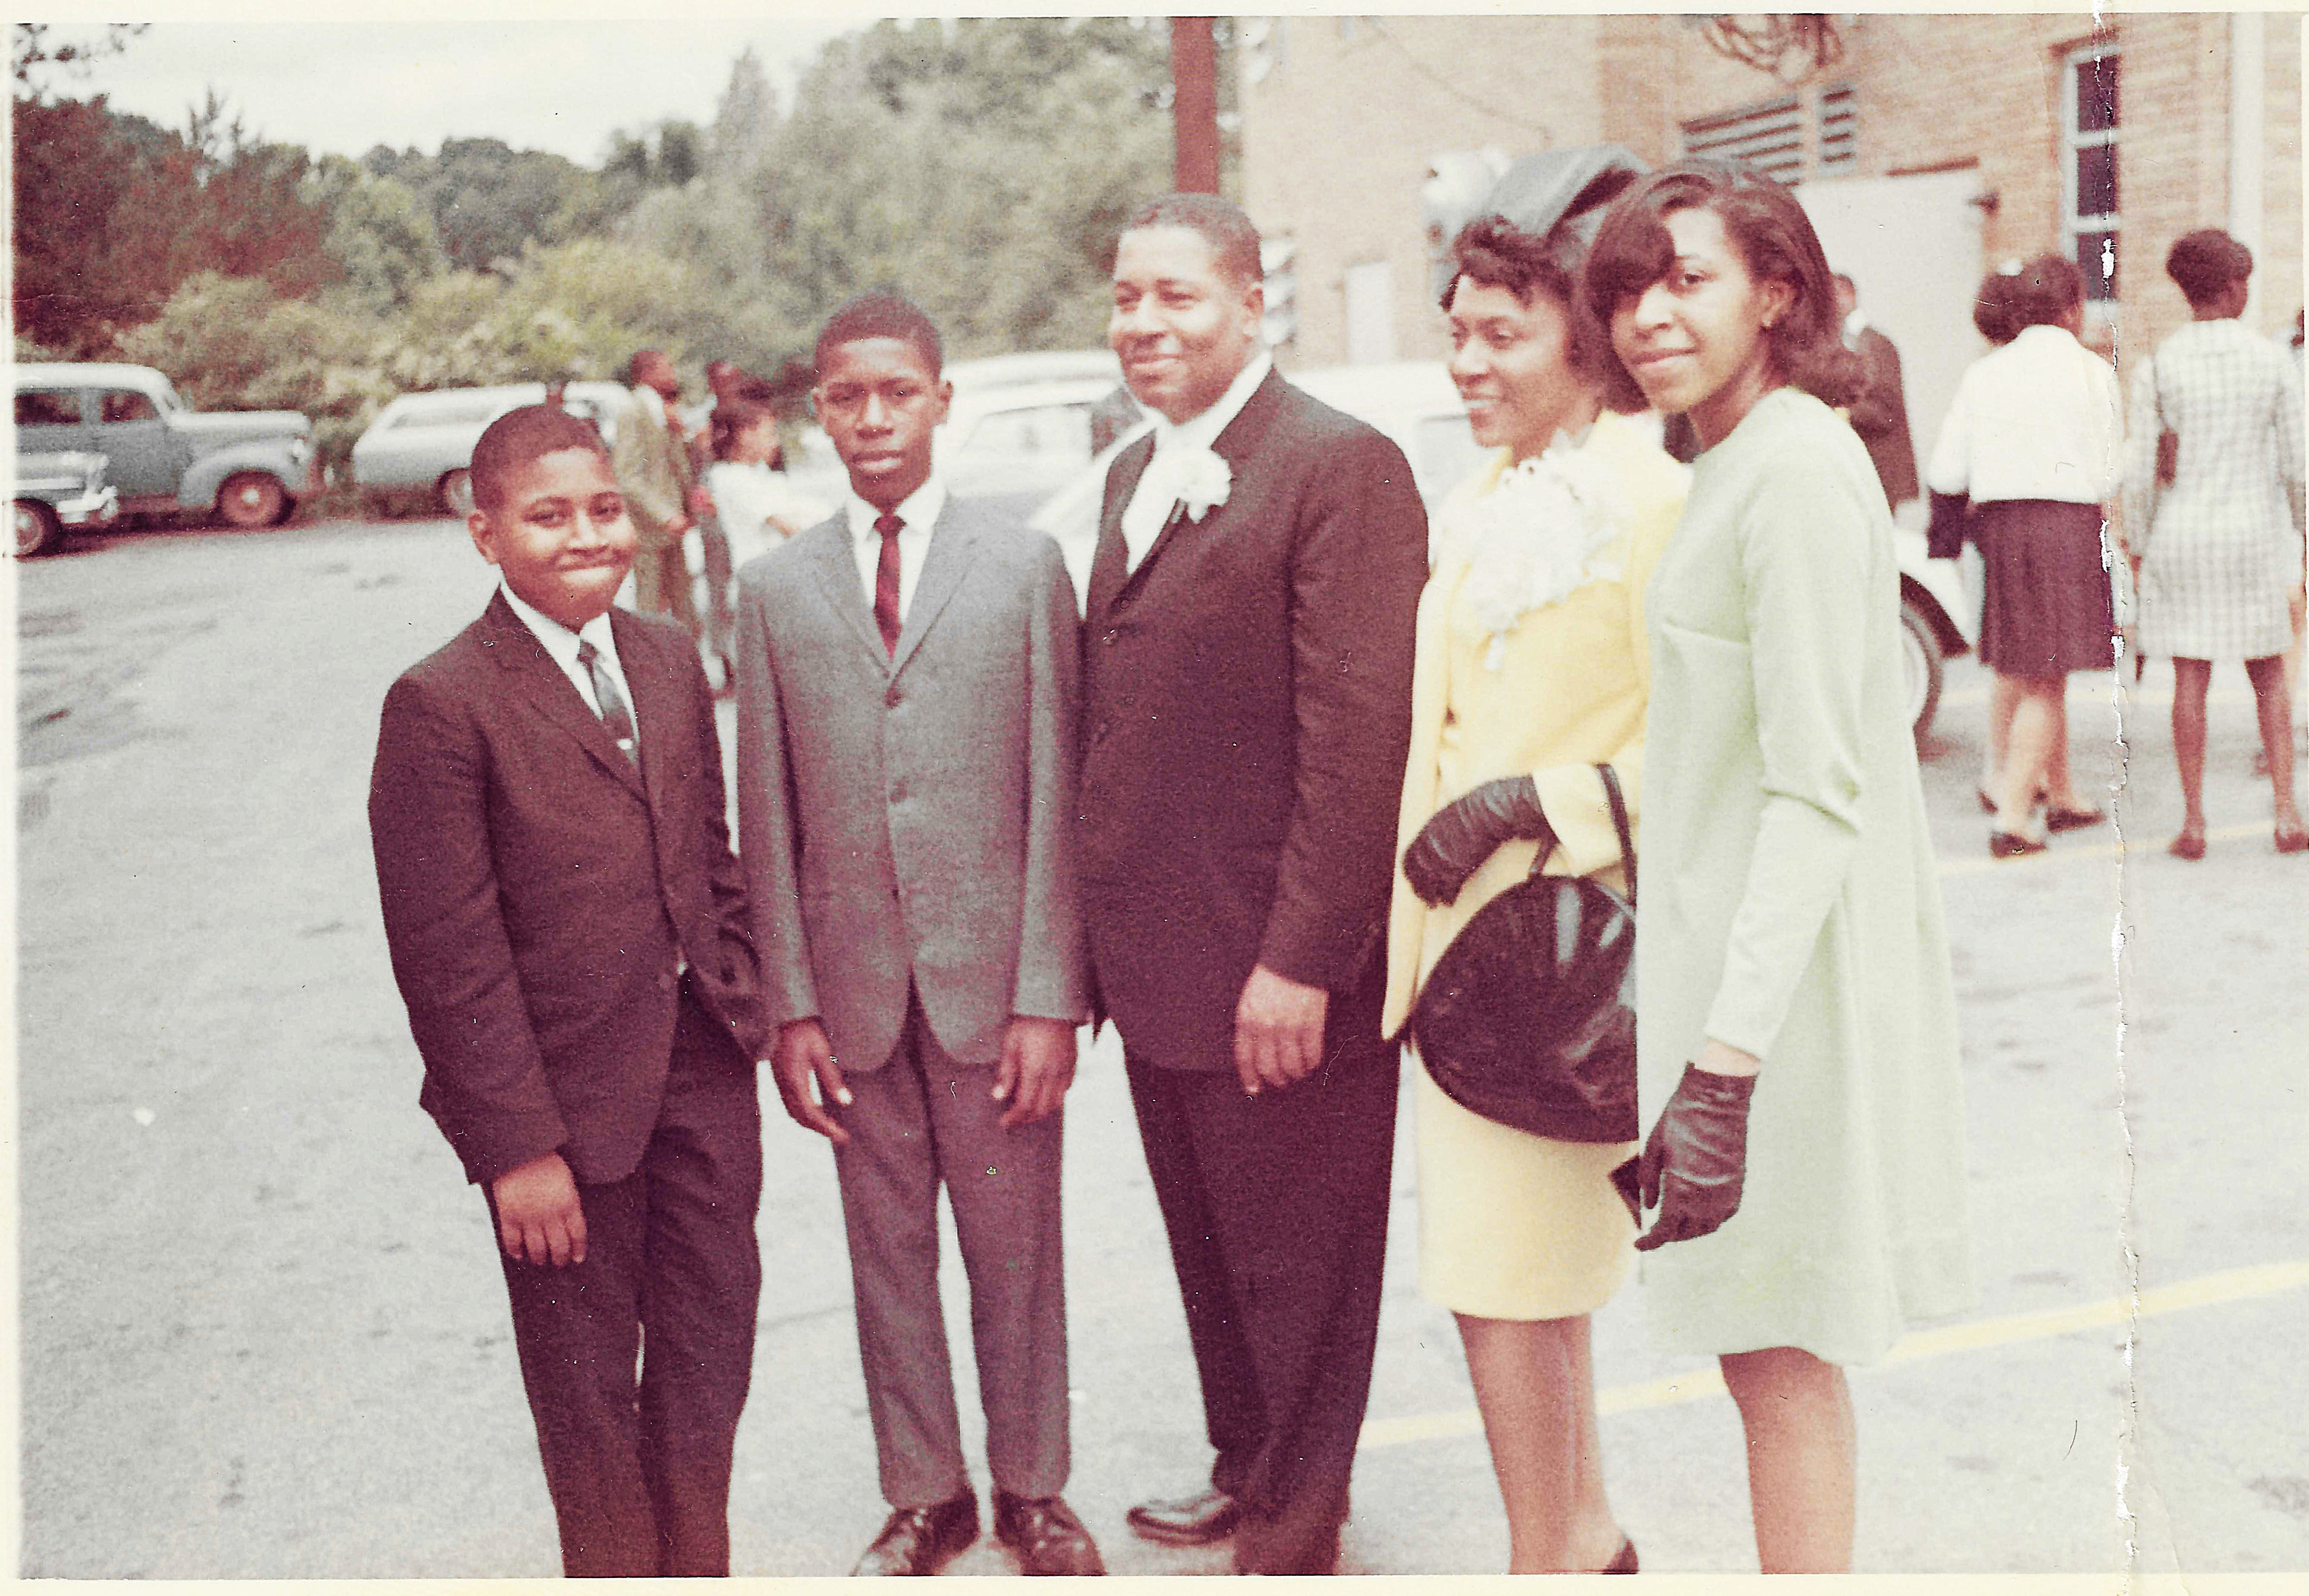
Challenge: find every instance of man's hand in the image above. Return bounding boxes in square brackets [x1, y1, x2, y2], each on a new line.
[992, 1016, 1077, 1129]
[1234, 964, 1329, 1095]
[771, 1019, 852, 1145]
[492, 1151, 587, 1268]
[686, 485, 715, 518]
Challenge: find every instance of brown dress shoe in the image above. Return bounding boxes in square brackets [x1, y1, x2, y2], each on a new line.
[1125, 1486, 1240, 1546]
[853, 1492, 978, 1576]
[993, 1491, 1106, 1576]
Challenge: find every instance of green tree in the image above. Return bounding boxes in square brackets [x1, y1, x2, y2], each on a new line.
[321, 167, 447, 312]
[710, 47, 779, 175]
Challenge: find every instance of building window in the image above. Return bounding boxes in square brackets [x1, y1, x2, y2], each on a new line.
[2062, 43, 2119, 303]
[1817, 83, 1856, 173]
[1343, 259, 1396, 366]
[1680, 95, 1805, 185]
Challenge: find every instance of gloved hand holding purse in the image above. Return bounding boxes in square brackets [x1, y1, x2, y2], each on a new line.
[1402, 776, 1556, 907]
[1634, 1063, 1757, 1252]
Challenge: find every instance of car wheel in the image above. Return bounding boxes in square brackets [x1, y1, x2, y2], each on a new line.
[13, 499, 62, 558]
[216, 472, 287, 530]
[437, 469, 472, 517]
[1901, 598, 1944, 740]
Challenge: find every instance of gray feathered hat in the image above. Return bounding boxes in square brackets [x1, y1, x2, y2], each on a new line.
[1475, 143, 1649, 255]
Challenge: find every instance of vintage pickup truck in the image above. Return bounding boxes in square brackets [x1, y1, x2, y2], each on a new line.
[12, 362, 318, 529]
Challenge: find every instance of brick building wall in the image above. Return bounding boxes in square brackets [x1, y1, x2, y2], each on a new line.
[1238, 14, 2303, 379]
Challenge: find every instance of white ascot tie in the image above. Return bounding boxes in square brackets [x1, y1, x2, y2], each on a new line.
[1120, 443, 1233, 574]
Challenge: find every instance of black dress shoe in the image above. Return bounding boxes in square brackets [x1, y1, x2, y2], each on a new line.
[1125, 1487, 1240, 1547]
[994, 1491, 1106, 1576]
[853, 1492, 978, 1576]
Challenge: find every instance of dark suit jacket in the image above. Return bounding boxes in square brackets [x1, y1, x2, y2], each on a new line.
[1847, 324, 1920, 508]
[370, 592, 766, 1187]
[1076, 369, 1427, 1072]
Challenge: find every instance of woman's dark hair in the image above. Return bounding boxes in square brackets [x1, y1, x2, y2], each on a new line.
[1443, 213, 1646, 413]
[2165, 228, 2254, 310]
[1580, 158, 1861, 410]
[710, 396, 778, 464]
[2004, 253, 2085, 332]
[1972, 266, 2021, 345]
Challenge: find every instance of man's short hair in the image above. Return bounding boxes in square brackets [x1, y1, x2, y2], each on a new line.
[2165, 228, 2254, 310]
[1121, 193, 1262, 289]
[469, 404, 612, 511]
[625, 349, 667, 386]
[813, 293, 944, 379]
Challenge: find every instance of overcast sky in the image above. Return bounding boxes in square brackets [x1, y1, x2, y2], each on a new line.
[56, 15, 865, 167]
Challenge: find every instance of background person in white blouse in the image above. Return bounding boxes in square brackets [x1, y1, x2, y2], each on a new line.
[707, 397, 831, 576]
[1925, 255, 2123, 858]
[2120, 230, 2307, 857]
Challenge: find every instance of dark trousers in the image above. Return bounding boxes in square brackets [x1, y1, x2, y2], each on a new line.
[1122, 975, 1398, 1575]
[492, 982, 764, 1577]
[832, 990, 1070, 1508]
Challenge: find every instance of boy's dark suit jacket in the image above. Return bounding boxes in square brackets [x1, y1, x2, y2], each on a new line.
[1077, 368, 1427, 1069]
[370, 591, 767, 1188]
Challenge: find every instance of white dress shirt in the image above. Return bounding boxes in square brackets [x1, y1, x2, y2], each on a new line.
[845, 475, 949, 625]
[1119, 348, 1273, 572]
[707, 461, 833, 572]
[498, 578, 638, 741]
[1926, 323, 2123, 506]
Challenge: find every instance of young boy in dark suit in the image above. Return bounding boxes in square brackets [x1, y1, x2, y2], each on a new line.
[369, 404, 768, 1577]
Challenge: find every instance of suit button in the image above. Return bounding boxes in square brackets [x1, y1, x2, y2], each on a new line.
[1101, 629, 1119, 647]
[885, 685, 901, 708]
[1093, 720, 1110, 743]
[658, 971, 675, 991]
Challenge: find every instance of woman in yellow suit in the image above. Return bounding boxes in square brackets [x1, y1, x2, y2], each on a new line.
[1382, 147, 1688, 1576]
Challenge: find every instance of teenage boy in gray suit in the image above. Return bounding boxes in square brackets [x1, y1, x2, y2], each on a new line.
[732, 294, 1101, 1578]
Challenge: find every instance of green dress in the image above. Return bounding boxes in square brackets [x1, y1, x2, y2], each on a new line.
[1637, 388, 1974, 1364]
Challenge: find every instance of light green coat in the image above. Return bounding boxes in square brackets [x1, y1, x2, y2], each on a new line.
[1637, 388, 1973, 1365]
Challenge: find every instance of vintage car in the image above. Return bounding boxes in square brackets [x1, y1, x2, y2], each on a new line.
[350, 380, 631, 516]
[12, 362, 317, 529]
[12, 450, 119, 557]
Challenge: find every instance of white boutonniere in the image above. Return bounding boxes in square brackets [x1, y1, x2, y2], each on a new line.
[1438, 427, 1630, 671]
[1172, 445, 1232, 522]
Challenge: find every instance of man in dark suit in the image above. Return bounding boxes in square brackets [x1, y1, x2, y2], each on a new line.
[1833, 272, 1920, 513]
[370, 405, 768, 1577]
[1080, 193, 1427, 1575]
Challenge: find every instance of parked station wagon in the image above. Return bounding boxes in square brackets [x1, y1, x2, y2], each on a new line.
[12, 362, 317, 529]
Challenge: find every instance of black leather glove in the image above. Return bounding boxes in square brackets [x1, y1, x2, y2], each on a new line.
[1401, 776, 1555, 907]
[1634, 1063, 1757, 1252]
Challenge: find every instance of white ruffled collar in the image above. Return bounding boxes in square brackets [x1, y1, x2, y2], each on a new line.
[1435, 420, 1632, 671]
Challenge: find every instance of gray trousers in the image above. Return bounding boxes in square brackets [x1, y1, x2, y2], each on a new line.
[832, 993, 1070, 1508]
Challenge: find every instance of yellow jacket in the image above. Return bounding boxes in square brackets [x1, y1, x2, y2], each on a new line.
[1382, 411, 1689, 1039]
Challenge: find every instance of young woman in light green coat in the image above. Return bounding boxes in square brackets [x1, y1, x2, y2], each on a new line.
[1581, 161, 1975, 1573]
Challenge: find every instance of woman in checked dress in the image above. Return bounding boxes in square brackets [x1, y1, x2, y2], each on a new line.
[2122, 229, 2308, 856]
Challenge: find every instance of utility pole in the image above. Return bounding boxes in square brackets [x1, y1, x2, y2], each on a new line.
[1170, 17, 1220, 194]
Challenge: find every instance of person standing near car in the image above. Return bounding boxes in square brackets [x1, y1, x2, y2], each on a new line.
[613, 349, 700, 638]
[1080, 192, 1426, 1576]
[1831, 272, 1918, 516]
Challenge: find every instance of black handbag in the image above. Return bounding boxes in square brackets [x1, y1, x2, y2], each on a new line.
[1408, 764, 1638, 1144]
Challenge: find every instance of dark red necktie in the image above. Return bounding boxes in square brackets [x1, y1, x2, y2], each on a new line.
[873, 512, 903, 656]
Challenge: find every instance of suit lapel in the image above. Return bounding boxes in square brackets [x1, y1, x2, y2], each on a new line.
[1087, 435, 1154, 623]
[481, 594, 647, 799]
[1106, 370, 1292, 607]
[803, 515, 893, 671]
[610, 608, 685, 817]
[889, 505, 979, 678]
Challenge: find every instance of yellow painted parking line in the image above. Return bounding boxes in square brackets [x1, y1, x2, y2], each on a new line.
[1358, 1258, 2309, 1451]
[1937, 821, 2271, 879]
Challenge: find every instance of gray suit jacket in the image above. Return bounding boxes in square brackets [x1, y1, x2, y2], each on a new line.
[733, 496, 1089, 1073]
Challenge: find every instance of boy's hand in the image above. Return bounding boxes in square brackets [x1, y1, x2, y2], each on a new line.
[993, 1017, 1077, 1129]
[772, 1019, 852, 1145]
[492, 1152, 587, 1268]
